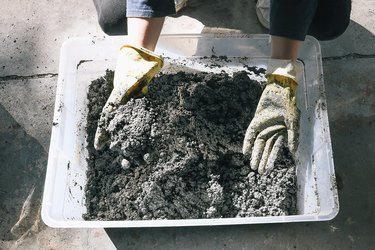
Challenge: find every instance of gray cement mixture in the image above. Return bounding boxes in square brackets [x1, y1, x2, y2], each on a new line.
[83, 69, 297, 220]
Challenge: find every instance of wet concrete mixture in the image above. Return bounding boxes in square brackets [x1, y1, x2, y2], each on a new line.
[83, 67, 297, 220]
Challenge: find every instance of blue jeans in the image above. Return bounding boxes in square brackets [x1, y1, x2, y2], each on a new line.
[126, 0, 176, 17]
[92, 0, 176, 35]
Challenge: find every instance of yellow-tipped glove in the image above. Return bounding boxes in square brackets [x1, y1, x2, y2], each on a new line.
[243, 59, 300, 175]
[94, 44, 163, 150]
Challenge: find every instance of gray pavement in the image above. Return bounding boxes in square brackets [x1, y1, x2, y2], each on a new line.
[1, 0, 375, 249]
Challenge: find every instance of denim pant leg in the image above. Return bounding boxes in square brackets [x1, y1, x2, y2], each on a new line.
[270, 0, 318, 41]
[93, 0, 128, 35]
[127, 0, 176, 17]
[270, 0, 351, 41]
[308, 0, 352, 41]
[93, 0, 176, 35]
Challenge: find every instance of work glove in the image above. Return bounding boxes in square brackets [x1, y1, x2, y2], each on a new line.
[94, 44, 163, 150]
[243, 59, 300, 175]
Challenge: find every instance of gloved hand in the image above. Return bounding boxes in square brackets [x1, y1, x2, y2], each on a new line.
[94, 44, 163, 150]
[243, 59, 300, 175]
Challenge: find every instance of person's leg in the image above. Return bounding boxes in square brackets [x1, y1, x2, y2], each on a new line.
[93, 0, 177, 37]
[126, 0, 176, 50]
[93, 0, 128, 35]
[127, 17, 165, 51]
[270, 0, 318, 42]
[270, 0, 351, 59]
[269, 0, 318, 59]
[271, 36, 301, 60]
[307, 0, 351, 41]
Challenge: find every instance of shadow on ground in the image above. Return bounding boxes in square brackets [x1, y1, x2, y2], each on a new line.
[0, 104, 47, 241]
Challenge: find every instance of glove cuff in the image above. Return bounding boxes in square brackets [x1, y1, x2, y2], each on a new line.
[120, 44, 164, 68]
[267, 75, 298, 96]
[266, 59, 298, 95]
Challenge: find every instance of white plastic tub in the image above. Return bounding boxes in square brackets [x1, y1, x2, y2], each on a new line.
[41, 34, 338, 228]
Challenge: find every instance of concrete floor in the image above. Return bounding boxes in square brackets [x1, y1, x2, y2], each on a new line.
[1, 0, 374, 249]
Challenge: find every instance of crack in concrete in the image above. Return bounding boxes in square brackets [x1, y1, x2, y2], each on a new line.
[0, 73, 58, 81]
[323, 53, 375, 61]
